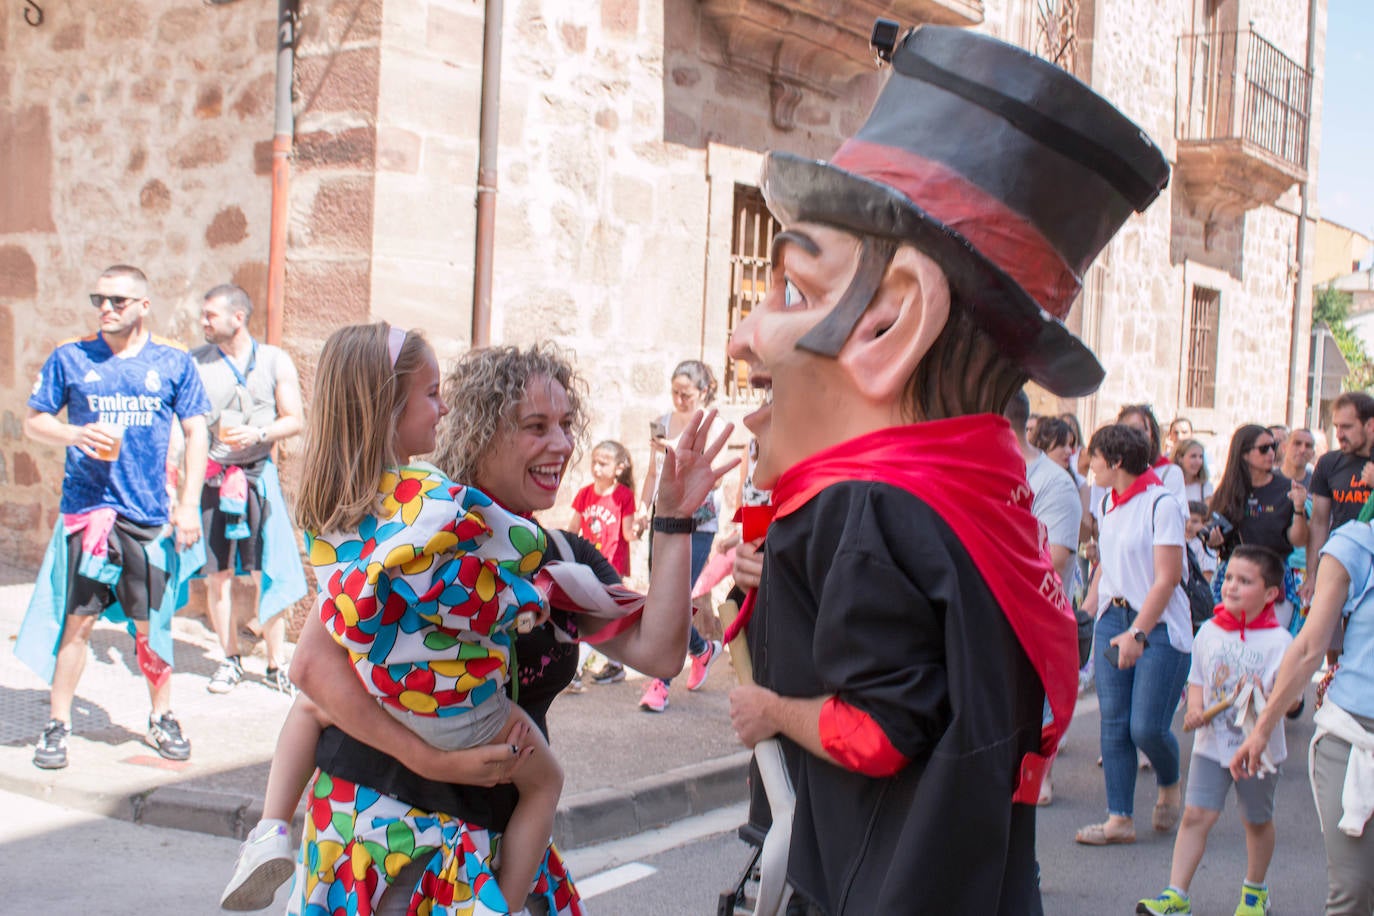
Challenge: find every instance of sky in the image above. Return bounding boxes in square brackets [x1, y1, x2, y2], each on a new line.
[1317, 0, 1373, 253]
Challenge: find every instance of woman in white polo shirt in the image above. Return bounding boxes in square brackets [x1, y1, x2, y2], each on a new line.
[1076, 424, 1193, 846]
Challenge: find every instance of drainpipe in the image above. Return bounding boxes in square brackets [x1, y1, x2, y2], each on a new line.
[265, 0, 298, 347]
[1286, 0, 1319, 426]
[471, 0, 504, 348]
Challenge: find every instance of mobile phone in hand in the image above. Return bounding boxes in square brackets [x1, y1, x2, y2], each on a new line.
[1102, 643, 1121, 667]
[649, 419, 667, 441]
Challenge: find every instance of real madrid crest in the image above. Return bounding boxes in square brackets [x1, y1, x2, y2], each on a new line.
[145, 369, 162, 392]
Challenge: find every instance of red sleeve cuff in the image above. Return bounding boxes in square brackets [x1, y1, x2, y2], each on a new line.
[818, 696, 911, 778]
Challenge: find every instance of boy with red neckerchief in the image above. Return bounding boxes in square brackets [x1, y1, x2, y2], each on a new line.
[1138, 545, 1294, 916]
[723, 21, 1170, 916]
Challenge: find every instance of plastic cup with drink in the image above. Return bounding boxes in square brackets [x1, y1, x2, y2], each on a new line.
[218, 408, 246, 434]
[94, 421, 125, 461]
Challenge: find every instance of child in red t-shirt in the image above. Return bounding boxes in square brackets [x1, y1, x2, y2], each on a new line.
[570, 440, 636, 576]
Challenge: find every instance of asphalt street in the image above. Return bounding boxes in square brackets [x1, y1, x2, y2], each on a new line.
[3, 694, 1334, 915]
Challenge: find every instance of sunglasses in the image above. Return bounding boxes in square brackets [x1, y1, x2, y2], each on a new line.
[89, 294, 141, 311]
[1251, 442, 1275, 454]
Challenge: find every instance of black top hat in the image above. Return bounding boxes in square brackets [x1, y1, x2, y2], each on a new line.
[761, 25, 1170, 398]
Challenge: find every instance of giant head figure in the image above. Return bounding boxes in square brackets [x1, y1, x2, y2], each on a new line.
[729, 25, 1170, 488]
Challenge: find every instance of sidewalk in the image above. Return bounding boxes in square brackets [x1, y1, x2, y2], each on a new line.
[0, 580, 748, 849]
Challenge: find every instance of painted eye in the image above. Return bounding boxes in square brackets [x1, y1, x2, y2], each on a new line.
[783, 279, 804, 310]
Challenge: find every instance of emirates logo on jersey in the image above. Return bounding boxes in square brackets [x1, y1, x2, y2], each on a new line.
[144, 369, 161, 392]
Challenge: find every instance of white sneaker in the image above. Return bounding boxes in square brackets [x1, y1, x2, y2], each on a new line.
[220, 819, 294, 911]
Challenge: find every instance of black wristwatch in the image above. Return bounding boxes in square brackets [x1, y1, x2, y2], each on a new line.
[1128, 626, 1148, 644]
[651, 516, 696, 534]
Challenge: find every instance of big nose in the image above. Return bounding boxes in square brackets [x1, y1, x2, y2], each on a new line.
[727, 309, 759, 363]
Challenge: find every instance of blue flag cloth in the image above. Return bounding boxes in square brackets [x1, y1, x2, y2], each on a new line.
[251, 459, 309, 624]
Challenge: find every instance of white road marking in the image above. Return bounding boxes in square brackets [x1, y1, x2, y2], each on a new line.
[564, 802, 748, 878]
[574, 862, 658, 899]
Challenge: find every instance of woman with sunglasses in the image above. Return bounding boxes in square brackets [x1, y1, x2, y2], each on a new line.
[1207, 424, 1309, 628]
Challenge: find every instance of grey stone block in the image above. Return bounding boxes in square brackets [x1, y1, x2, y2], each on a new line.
[139, 785, 251, 838]
[555, 786, 639, 848]
[685, 751, 750, 813]
[629, 771, 693, 830]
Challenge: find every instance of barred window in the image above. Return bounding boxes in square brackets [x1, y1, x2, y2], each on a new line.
[725, 184, 777, 401]
[1184, 285, 1221, 408]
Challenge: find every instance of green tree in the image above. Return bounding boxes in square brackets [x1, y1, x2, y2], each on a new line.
[1313, 286, 1374, 391]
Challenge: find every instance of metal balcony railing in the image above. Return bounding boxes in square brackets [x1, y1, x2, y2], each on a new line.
[1176, 29, 1311, 171]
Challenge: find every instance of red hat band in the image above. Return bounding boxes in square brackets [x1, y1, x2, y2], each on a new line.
[830, 138, 1082, 321]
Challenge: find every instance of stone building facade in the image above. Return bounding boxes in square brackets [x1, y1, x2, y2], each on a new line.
[0, 0, 1327, 575]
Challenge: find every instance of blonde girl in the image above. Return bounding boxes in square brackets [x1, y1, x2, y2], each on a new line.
[1173, 438, 1213, 504]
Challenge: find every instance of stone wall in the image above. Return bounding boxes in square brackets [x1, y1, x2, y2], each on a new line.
[0, 0, 281, 569]
[365, 0, 881, 543]
[0, 0, 1329, 576]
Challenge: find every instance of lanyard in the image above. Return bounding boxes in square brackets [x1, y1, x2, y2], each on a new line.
[217, 341, 257, 389]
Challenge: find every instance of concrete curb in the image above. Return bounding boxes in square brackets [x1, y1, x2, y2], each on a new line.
[554, 751, 750, 848]
[0, 750, 752, 849]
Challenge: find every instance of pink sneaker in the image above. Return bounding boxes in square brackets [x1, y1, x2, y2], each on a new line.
[639, 678, 669, 713]
[687, 640, 723, 691]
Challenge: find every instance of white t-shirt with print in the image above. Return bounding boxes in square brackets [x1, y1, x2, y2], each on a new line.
[1096, 484, 1193, 653]
[1187, 619, 1292, 766]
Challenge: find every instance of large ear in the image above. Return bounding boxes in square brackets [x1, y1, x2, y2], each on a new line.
[836, 244, 951, 403]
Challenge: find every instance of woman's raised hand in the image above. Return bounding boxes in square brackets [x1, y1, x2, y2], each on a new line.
[655, 409, 740, 518]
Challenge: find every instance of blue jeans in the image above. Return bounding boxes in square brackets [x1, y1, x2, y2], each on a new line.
[662, 531, 712, 686]
[1094, 603, 1190, 817]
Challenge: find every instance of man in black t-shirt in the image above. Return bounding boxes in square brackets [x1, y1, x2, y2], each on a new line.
[1306, 393, 1374, 662]
[1308, 393, 1374, 592]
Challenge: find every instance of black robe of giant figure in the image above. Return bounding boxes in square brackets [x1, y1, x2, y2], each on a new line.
[748, 480, 1046, 915]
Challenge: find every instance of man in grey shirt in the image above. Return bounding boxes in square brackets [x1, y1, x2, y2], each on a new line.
[1007, 391, 1083, 588]
[192, 285, 304, 694]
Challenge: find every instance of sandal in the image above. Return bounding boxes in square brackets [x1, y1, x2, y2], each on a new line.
[1037, 776, 1054, 807]
[1074, 822, 1136, 846]
[1152, 801, 1180, 832]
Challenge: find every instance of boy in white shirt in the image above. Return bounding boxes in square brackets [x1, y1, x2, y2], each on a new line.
[1137, 545, 1293, 916]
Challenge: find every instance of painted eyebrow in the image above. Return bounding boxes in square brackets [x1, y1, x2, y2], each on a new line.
[770, 229, 821, 267]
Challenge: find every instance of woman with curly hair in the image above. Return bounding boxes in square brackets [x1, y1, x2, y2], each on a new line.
[1206, 424, 1308, 628]
[262, 343, 733, 916]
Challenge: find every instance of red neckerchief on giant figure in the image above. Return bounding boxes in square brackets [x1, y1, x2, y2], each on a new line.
[724, 415, 1078, 804]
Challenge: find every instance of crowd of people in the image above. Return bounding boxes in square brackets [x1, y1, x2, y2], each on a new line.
[1016, 398, 1374, 916]
[13, 23, 1374, 916]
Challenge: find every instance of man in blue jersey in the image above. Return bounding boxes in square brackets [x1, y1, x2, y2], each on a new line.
[23, 264, 211, 769]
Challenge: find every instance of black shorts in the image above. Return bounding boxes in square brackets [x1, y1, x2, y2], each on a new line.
[66, 518, 169, 622]
[201, 466, 266, 575]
